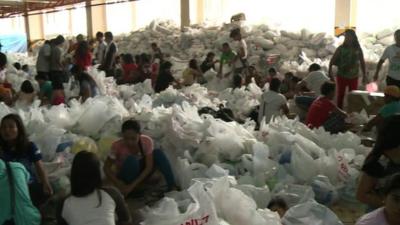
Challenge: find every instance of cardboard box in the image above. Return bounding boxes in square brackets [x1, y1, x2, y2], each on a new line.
[347, 91, 385, 115]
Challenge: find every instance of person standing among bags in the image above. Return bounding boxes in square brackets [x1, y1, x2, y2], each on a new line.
[94, 32, 107, 65]
[99, 32, 118, 77]
[329, 29, 367, 109]
[357, 115, 400, 211]
[50, 35, 66, 87]
[36, 40, 52, 79]
[230, 28, 248, 78]
[374, 29, 400, 88]
[104, 120, 176, 196]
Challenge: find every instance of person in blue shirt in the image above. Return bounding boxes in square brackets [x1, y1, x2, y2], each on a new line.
[0, 114, 53, 207]
[364, 86, 400, 131]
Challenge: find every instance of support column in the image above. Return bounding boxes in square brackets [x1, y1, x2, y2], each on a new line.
[335, 0, 358, 36]
[196, 0, 204, 24]
[180, 0, 190, 29]
[131, 1, 137, 31]
[86, 0, 93, 38]
[23, 3, 31, 50]
[89, 0, 107, 37]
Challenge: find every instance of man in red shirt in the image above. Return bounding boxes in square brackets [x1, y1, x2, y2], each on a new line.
[306, 81, 347, 130]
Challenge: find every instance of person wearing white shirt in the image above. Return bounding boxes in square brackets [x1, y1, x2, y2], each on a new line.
[258, 78, 289, 124]
[36, 40, 51, 78]
[374, 29, 400, 88]
[230, 28, 248, 77]
[94, 32, 107, 65]
[295, 63, 330, 111]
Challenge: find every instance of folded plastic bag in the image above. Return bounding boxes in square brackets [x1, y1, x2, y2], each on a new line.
[142, 181, 219, 225]
[272, 183, 315, 207]
[30, 125, 66, 161]
[282, 201, 344, 225]
[236, 184, 271, 209]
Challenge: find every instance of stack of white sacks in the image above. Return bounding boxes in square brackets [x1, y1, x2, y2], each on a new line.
[3, 20, 389, 224]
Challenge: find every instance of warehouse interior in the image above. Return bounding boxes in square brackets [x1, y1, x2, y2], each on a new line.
[1, 1, 400, 225]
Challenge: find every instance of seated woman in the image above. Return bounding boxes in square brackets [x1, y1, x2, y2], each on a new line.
[0, 159, 41, 225]
[104, 120, 176, 196]
[15, 80, 36, 106]
[363, 86, 400, 131]
[280, 72, 300, 99]
[182, 59, 203, 86]
[117, 53, 138, 85]
[0, 114, 53, 207]
[71, 66, 99, 103]
[306, 81, 347, 133]
[57, 151, 131, 225]
[357, 115, 400, 211]
[356, 173, 400, 225]
[154, 61, 179, 93]
[258, 78, 289, 124]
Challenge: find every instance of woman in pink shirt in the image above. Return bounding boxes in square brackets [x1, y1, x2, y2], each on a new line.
[104, 120, 176, 196]
[356, 173, 400, 225]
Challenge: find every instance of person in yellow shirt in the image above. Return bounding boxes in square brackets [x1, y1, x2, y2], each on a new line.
[182, 59, 203, 86]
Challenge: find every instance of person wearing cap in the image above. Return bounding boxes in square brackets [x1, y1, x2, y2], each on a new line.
[357, 115, 400, 211]
[363, 85, 400, 131]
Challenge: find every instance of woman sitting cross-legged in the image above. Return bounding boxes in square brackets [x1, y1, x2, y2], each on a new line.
[104, 120, 176, 196]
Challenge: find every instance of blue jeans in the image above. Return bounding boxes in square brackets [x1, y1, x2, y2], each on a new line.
[295, 96, 317, 110]
[117, 149, 176, 191]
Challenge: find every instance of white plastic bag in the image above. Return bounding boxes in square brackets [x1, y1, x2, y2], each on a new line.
[282, 201, 344, 225]
[290, 143, 318, 183]
[142, 181, 219, 225]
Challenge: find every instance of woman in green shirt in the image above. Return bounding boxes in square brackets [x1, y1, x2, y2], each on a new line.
[329, 29, 367, 109]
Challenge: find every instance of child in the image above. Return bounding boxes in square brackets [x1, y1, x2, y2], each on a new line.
[35, 74, 53, 105]
[200, 52, 217, 73]
[51, 82, 65, 105]
[218, 43, 236, 78]
[182, 59, 203, 86]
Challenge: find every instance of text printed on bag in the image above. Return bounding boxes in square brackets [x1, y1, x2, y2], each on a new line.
[180, 215, 210, 225]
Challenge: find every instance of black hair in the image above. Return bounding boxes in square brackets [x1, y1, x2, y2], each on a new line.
[284, 72, 294, 78]
[22, 64, 29, 71]
[151, 42, 157, 47]
[365, 115, 400, 163]
[54, 35, 65, 45]
[122, 53, 134, 64]
[96, 32, 104, 38]
[71, 151, 102, 200]
[13, 62, 21, 70]
[160, 61, 173, 71]
[0, 52, 7, 69]
[222, 43, 230, 48]
[20, 80, 34, 94]
[0, 114, 30, 155]
[189, 59, 198, 70]
[267, 197, 288, 210]
[270, 78, 281, 92]
[140, 53, 151, 64]
[206, 52, 215, 58]
[383, 173, 400, 196]
[343, 29, 361, 50]
[320, 81, 336, 96]
[230, 28, 241, 38]
[122, 119, 141, 133]
[105, 32, 113, 40]
[268, 68, 277, 74]
[76, 41, 89, 58]
[308, 63, 321, 72]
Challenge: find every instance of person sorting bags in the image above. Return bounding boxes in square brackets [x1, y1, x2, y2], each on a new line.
[104, 120, 176, 196]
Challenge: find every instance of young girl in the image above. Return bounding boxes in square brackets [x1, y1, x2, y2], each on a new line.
[0, 114, 52, 207]
[51, 82, 65, 105]
[329, 29, 367, 109]
[57, 151, 131, 225]
[104, 120, 176, 196]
